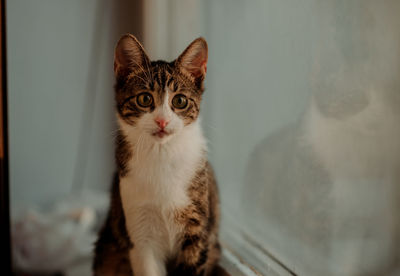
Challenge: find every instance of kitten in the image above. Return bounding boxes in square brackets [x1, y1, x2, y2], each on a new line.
[93, 34, 221, 276]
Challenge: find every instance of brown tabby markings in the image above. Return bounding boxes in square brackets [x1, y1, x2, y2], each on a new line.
[170, 161, 221, 275]
[115, 131, 132, 177]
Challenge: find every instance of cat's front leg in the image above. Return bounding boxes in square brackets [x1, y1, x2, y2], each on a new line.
[124, 205, 167, 276]
[129, 245, 166, 276]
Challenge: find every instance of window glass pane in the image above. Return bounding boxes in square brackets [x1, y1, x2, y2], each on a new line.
[203, 1, 400, 275]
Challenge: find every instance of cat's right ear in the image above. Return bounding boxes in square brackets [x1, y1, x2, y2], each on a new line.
[114, 34, 150, 78]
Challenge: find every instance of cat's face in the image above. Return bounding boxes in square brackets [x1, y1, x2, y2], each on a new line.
[114, 35, 208, 144]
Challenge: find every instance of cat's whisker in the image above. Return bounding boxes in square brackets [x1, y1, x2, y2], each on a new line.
[202, 120, 218, 130]
[110, 128, 121, 139]
[132, 73, 148, 84]
[143, 58, 153, 83]
[203, 124, 218, 132]
[133, 60, 152, 83]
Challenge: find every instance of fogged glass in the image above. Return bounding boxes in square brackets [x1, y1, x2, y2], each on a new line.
[203, 1, 400, 275]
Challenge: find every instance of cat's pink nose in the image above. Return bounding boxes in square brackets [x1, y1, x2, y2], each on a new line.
[155, 118, 169, 129]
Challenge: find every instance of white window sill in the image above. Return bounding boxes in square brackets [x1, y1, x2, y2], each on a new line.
[220, 211, 297, 276]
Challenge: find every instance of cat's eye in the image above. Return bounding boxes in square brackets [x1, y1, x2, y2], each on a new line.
[136, 93, 153, 107]
[172, 94, 188, 109]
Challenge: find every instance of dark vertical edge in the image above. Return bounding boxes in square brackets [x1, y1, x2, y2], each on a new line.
[0, 0, 11, 274]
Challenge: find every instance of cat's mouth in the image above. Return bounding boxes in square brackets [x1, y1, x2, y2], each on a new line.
[152, 129, 171, 138]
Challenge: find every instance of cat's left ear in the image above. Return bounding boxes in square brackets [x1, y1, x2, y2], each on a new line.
[176, 37, 208, 87]
[114, 34, 150, 78]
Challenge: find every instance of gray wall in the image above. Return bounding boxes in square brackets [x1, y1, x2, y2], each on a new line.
[7, 0, 143, 208]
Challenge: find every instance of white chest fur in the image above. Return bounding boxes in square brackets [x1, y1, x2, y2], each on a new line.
[119, 120, 206, 273]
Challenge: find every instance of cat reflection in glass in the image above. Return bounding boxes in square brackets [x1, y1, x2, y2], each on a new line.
[93, 34, 221, 276]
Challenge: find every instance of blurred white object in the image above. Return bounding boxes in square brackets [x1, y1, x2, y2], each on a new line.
[11, 190, 108, 274]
